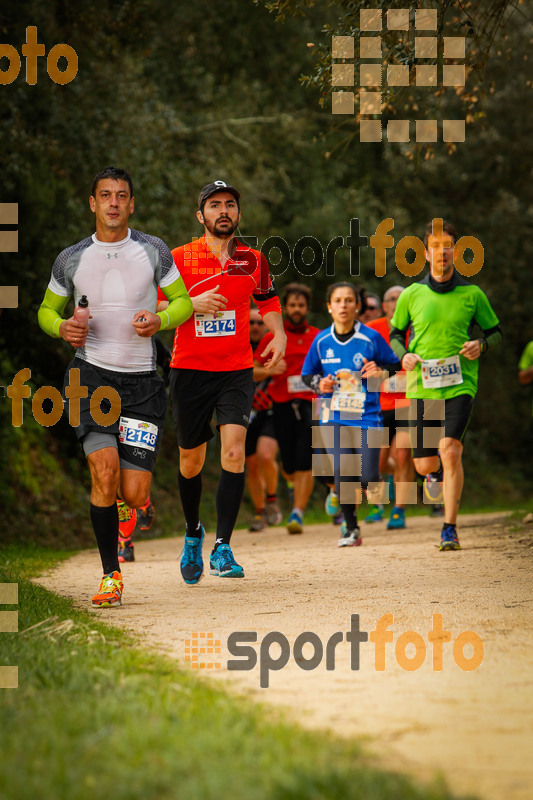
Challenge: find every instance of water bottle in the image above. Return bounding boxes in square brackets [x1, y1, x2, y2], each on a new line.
[74, 295, 90, 325]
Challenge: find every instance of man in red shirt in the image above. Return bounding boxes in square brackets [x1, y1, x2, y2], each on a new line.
[255, 283, 319, 534]
[246, 309, 282, 532]
[367, 285, 414, 529]
[169, 181, 286, 582]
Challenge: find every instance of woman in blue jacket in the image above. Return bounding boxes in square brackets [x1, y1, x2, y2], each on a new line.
[302, 282, 400, 547]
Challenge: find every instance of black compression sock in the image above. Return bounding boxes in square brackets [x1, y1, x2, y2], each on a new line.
[178, 472, 202, 532]
[214, 469, 245, 549]
[90, 502, 120, 575]
[340, 504, 358, 529]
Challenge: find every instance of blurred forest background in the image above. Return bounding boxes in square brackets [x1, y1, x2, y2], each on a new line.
[0, 0, 532, 547]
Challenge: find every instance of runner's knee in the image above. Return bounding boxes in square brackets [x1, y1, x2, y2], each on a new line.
[180, 449, 204, 478]
[440, 439, 462, 467]
[222, 444, 245, 470]
[89, 456, 120, 500]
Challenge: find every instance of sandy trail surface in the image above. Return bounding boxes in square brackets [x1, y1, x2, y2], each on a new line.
[38, 511, 533, 800]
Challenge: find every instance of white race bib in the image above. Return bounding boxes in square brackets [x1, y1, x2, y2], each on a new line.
[421, 355, 463, 389]
[331, 392, 365, 413]
[287, 375, 312, 394]
[331, 370, 365, 413]
[195, 311, 236, 337]
[119, 416, 158, 451]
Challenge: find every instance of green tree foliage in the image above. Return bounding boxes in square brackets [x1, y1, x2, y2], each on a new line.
[0, 0, 531, 541]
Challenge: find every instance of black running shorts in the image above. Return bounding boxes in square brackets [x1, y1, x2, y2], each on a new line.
[381, 408, 398, 446]
[245, 408, 276, 457]
[63, 357, 167, 472]
[169, 368, 255, 450]
[408, 394, 475, 458]
[272, 399, 313, 474]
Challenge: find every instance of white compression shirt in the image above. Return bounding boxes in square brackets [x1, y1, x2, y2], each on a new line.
[47, 229, 179, 372]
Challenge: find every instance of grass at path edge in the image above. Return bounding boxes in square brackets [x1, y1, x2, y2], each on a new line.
[0, 548, 476, 800]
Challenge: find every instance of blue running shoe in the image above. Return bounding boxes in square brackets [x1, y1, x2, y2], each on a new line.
[209, 544, 244, 577]
[287, 510, 303, 534]
[387, 507, 406, 530]
[338, 521, 362, 547]
[180, 524, 205, 584]
[325, 489, 340, 517]
[364, 505, 384, 523]
[439, 524, 461, 551]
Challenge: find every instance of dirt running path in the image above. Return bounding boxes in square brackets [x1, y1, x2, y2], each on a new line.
[38, 512, 533, 800]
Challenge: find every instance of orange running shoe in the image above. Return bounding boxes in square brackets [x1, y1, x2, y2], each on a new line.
[117, 500, 137, 540]
[91, 571, 123, 607]
[137, 495, 155, 530]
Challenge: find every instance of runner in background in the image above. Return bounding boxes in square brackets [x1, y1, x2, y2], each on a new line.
[169, 181, 285, 583]
[324, 286, 381, 520]
[390, 219, 501, 551]
[255, 283, 319, 534]
[246, 309, 282, 532]
[302, 282, 401, 547]
[518, 340, 533, 413]
[367, 286, 414, 529]
[359, 291, 382, 324]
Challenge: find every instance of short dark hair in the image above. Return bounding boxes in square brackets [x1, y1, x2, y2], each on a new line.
[423, 220, 458, 248]
[326, 282, 359, 304]
[282, 282, 311, 307]
[92, 166, 133, 198]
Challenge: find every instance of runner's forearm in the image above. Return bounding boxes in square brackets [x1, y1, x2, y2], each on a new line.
[302, 374, 322, 393]
[262, 310, 284, 338]
[158, 276, 193, 330]
[479, 325, 502, 353]
[38, 288, 70, 337]
[389, 326, 409, 360]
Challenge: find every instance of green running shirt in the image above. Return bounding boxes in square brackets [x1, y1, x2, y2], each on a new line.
[391, 276, 499, 400]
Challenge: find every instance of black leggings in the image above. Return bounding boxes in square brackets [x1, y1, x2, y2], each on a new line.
[313, 424, 381, 500]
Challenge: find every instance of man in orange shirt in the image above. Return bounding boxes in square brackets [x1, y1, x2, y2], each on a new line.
[169, 181, 286, 583]
[367, 285, 414, 529]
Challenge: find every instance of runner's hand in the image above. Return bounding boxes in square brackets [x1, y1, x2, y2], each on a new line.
[402, 353, 422, 371]
[361, 357, 383, 379]
[132, 310, 161, 337]
[261, 332, 287, 369]
[268, 358, 287, 376]
[460, 340, 482, 360]
[192, 285, 228, 315]
[319, 374, 335, 393]
[59, 317, 91, 348]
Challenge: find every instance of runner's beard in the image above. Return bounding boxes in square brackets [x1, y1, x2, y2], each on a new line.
[204, 217, 238, 238]
[286, 312, 306, 326]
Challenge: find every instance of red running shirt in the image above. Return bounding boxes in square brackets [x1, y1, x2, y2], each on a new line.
[367, 316, 410, 411]
[169, 236, 281, 371]
[256, 320, 319, 403]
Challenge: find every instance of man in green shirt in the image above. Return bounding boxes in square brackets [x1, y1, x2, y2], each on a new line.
[518, 341, 533, 416]
[390, 220, 501, 551]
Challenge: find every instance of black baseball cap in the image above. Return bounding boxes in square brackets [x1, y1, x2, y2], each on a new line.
[198, 180, 240, 212]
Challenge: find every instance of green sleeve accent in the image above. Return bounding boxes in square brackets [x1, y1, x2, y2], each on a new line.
[518, 341, 533, 370]
[37, 288, 70, 338]
[157, 275, 193, 331]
